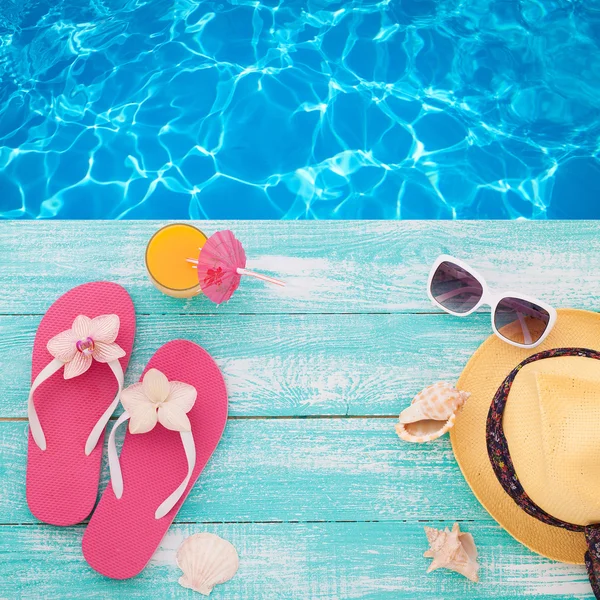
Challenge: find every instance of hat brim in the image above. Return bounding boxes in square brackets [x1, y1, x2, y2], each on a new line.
[450, 308, 600, 564]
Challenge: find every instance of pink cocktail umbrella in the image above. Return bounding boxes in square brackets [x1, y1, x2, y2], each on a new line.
[187, 230, 285, 304]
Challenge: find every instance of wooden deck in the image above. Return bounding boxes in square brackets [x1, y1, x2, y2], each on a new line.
[0, 221, 597, 599]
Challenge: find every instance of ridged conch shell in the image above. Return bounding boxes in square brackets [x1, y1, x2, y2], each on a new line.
[395, 382, 470, 443]
[176, 533, 239, 595]
[424, 522, 479, 583]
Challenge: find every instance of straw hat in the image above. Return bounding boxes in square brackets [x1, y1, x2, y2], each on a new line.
[450, 308, 600, 564]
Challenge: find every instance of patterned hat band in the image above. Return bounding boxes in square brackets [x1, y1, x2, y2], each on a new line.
[486, 348, 600, 600]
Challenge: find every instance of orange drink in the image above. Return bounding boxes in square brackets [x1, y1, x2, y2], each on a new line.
[145, 223, 207, 298]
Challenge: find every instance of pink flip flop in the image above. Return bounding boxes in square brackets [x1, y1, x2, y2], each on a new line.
[26, 282, 135, 526]
[82, 340, 228, 579]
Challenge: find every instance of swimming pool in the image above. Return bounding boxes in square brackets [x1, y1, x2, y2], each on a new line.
[1, 0, 599, 219]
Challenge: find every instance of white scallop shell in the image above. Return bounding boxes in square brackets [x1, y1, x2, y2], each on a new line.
[395, 382, 470, 443]
[176, 533, 239, 596]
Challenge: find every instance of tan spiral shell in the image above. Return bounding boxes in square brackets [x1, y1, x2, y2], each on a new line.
[395, 382, 470, 443]
[423, 522, 479, 583]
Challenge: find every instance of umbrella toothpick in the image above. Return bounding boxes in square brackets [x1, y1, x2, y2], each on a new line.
[236, 268, 285, 287]
[194, 230, 285, 303]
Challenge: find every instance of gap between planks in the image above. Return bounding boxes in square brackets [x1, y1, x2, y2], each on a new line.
[0, 518, 478, 527]
[0, 310, 489, 317]
[0, 415, 399, 422]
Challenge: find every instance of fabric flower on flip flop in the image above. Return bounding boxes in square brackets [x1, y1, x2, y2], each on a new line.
[47, 314, 126, 379]
[120, 368, 197, 434]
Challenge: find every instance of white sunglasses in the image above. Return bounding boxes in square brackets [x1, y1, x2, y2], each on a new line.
[427, 255, 557, 348]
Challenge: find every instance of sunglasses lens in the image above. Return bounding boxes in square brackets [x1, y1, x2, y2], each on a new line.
[430, 261, 484, 313]
[494, 297, 550, 346]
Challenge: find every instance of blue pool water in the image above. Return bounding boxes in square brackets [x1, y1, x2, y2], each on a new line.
[1, 0, 599, 219]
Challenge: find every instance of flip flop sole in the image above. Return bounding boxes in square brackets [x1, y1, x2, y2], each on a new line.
[26, 282, 135, 526]
[82, 340, 228, 579]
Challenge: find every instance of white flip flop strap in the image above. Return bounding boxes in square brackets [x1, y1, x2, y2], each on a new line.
[108, 413, 197, 520]
[27, 358, 64, 451]
[107, 411, 130, 500]
[84, 359, 124, 456]
[155, 431, 196, 519]
[28, 358, 124, 454]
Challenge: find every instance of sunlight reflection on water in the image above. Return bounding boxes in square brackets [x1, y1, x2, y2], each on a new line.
[1, 0, 599, 219]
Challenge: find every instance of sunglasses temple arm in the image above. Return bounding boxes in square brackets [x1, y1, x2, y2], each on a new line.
[434, 286, 482, 303]
[502, 298, 549, 321]
[516, 312, 533, 345]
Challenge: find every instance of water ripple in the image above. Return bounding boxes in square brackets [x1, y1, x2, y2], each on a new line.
[1, 0, 599, 219]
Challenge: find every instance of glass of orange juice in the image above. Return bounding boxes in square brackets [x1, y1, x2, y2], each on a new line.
[145, 223, 207, 298]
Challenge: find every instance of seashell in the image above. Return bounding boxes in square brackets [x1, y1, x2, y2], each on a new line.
[176, 533, 239, 595]
[424, 522, 479, 583]
[395, 382, 470, 443]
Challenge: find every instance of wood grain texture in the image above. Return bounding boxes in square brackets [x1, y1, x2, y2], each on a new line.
[1, 221, 597, 599]
[0, 522, 590, 600]
[1, 221, 599, 315]
[0, 313, 488, 417]
[0, 420, 487, 525]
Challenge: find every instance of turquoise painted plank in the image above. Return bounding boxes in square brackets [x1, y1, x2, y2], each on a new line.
[2, 220, 598, 599]
[0, 313, 489, 417]
[1, 221, 599, 315]
[0, 522, 591, 599]
[0, 420, 489, 525]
